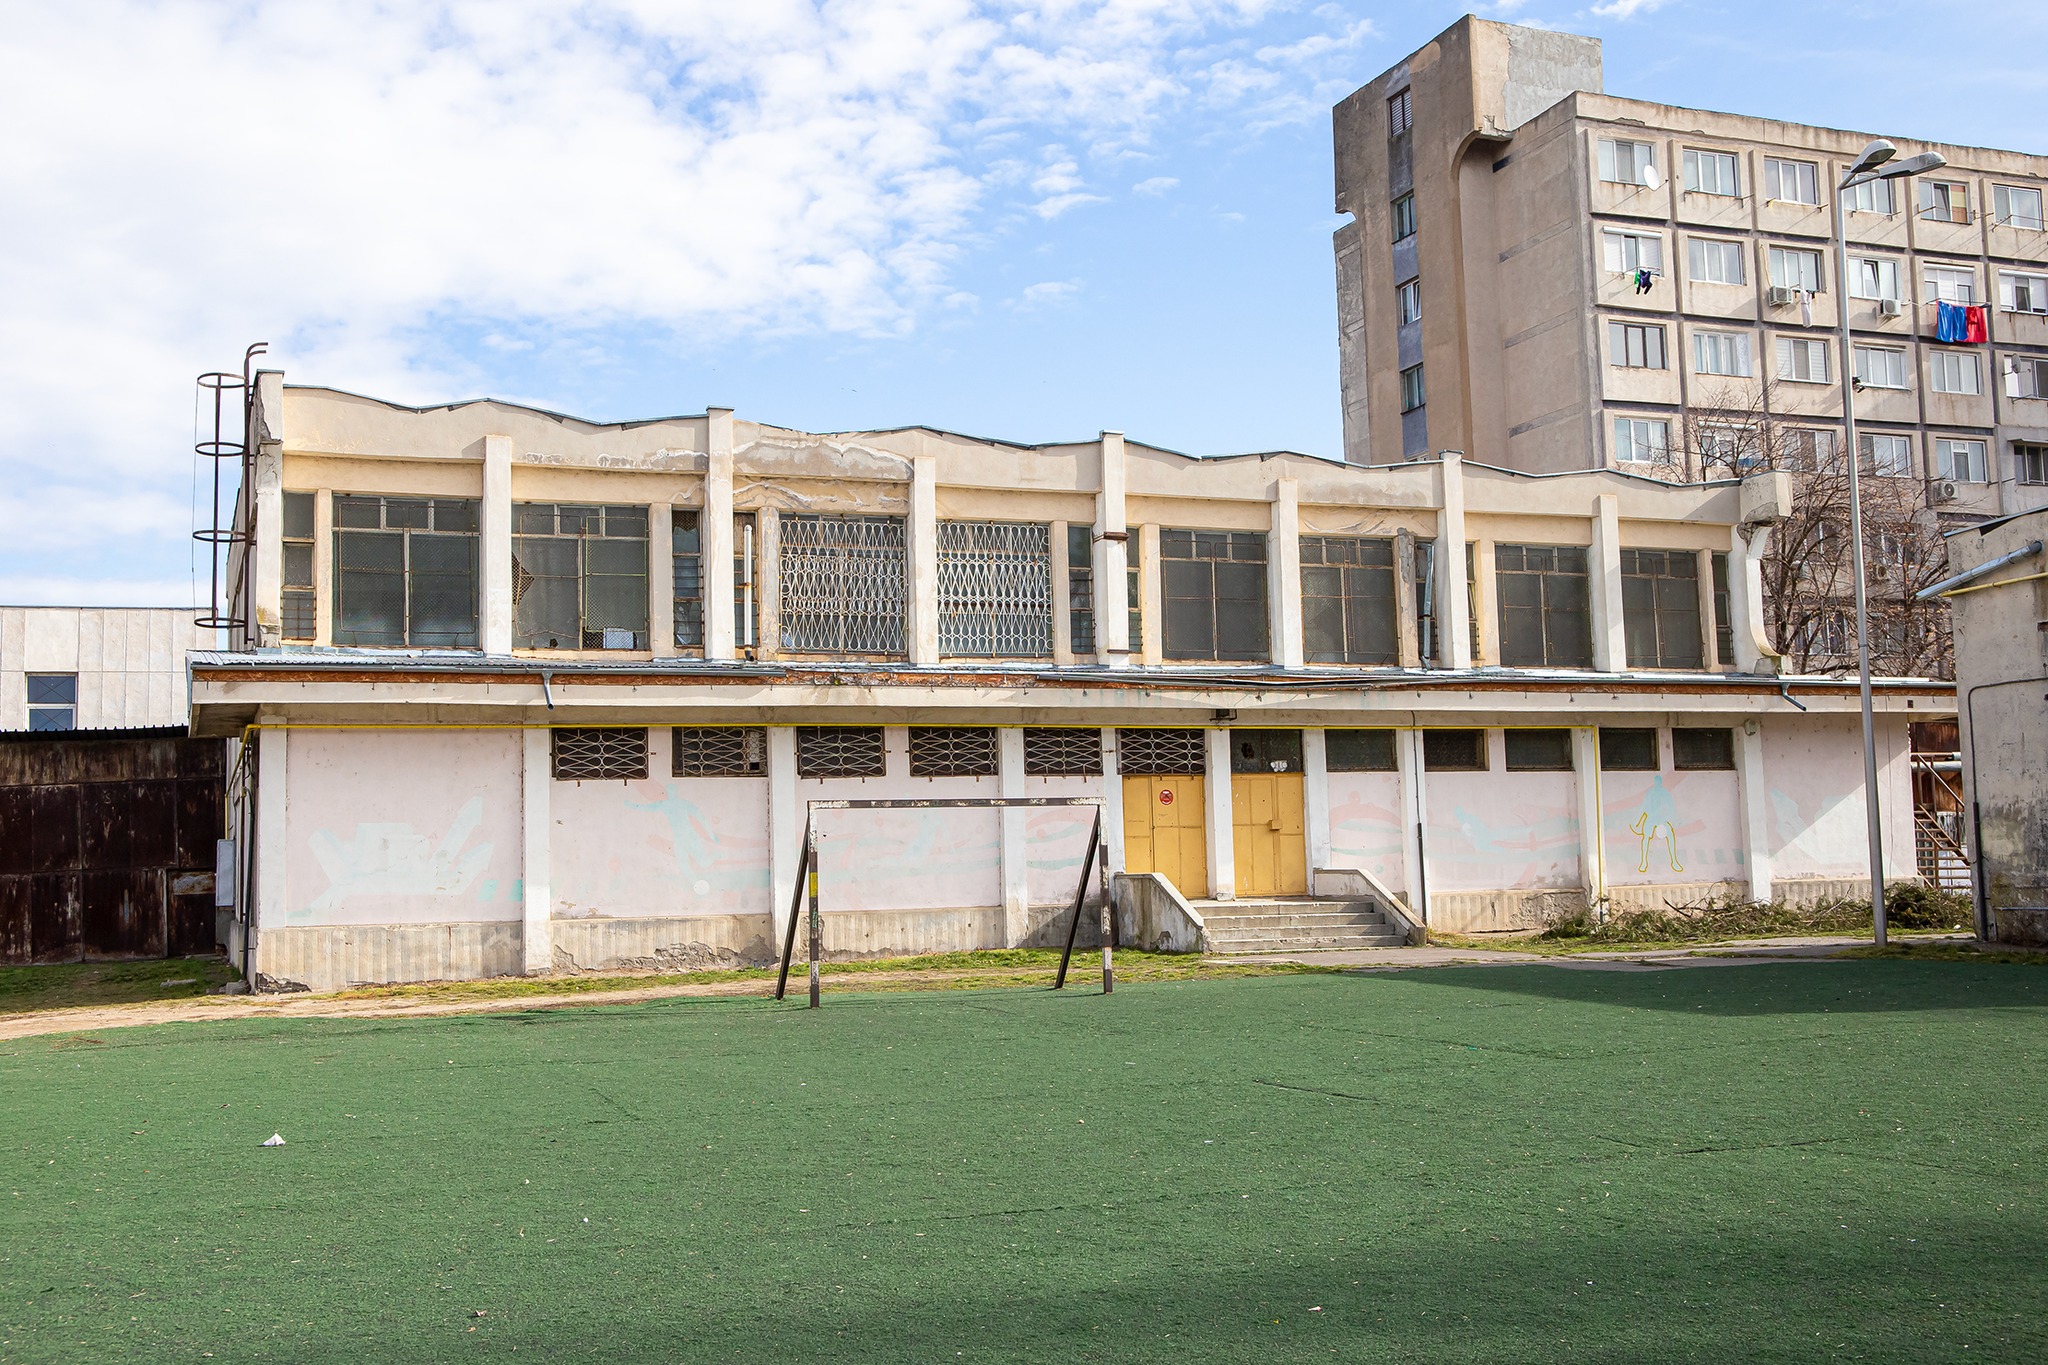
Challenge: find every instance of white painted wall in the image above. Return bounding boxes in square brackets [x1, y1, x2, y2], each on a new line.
[0, 607, 215, 730]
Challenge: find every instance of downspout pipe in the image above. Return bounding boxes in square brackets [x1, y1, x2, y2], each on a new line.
[1916, 540, 2043, 601]
[1778, 682, 1808, 712]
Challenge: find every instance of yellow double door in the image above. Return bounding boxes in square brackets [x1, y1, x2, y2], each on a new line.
[1121, 772, 1306, 899]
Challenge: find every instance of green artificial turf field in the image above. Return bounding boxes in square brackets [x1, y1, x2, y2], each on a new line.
[3, 962, 2046, 1363]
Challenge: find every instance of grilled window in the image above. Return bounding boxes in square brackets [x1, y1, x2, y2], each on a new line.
[552, 728, 648, 781]
[1422, 729, 1487, 772]
[1599, 727, 1659, 772]
[1325, 729, 1396, 772]
[1023, 727, 1103, 777]
[26, 673, 76, 731]
[1116, 728, 1205, 776]
[1620, 549, 1704, 671]
[333, 495, 480, 648]
[1496, 544, 1592, 670]
[780, 515, 907, 655]
[1066, 526, 1096, 653]
[908, 726, 999, 777]
[673, 727, 766, 777]
[937, 521, 1053, 658]
[1711, 552, 1734, 666]
[513, 503, 650, 651]
[1230, 730, 1302, 774]
[796, 726, 887, 778]
[282, 490, 317, 641]
[1504, 729, 1573, 772]
[1673, 728, 1735, 770]
[1301, 536, 1398, 665]
[673, 511, 703, 649]
[1161, 530, 1268, 662]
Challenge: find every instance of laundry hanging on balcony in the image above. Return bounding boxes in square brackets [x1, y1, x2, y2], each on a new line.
[1633, 268, 1654, 294]
[1936, 301, 1969, 343]
[1965, 305, 1988, 343]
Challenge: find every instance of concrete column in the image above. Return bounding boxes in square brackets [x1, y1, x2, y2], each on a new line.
[1140, 523, 1164, 667]
[767, 726, 801, 945]
[757, 509, 781, 660]
[251, 436, 285, 648]
[705, 410, 736, 660]
[1050, 520, 1073, 665]
[1394, 529, 1421, 668]
[1727, 525, 1779, 675]
[1695, 548, 1719, 669]
[521, 726, 553, 974]
[1736, 719, 1773, 902]
[1472, 539, 1499, 665]
[909, 455, 939, 664]
[1437, 454, 1472, 670]
[1268, 478, 1303, 668]
[1590, 493, 1626, 673]
[1101, 728, 1124, 873]
[648, 501, 675, 658]
[251, 721, 287, 984]
[1398, 727, 1429, 923]
[1573, 727, 1606, 912]
[312, 489, 334, 646]
[1094, 432, 1131, 669]
[1204, 727, 1235, 900]
[1303, 728, 1331, 873]
[480, 435, 514, 655]
[998, 727, 1029, 944]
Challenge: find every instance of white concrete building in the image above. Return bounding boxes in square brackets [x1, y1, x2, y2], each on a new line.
[1, 607, 215, 732]
[190, 378, 1954, 991]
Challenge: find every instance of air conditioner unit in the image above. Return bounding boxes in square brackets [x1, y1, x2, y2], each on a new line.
[1766, 286, 1800, 307]
[1932, 480, 1961, 505]
[1878, 297, 1905, 318]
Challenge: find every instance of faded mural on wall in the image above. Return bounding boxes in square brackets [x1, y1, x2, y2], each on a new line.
[1425, 772, 1581, 892]
[1601, 771, 1742, 887]
[553, 774, 772, 918]
[1325, 772, 1406, 891]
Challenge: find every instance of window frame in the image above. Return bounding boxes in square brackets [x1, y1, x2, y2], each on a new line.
[1929, 350, 1983, 396]
[1994, 184, 2045, 231]
[1494, 543, 1594, 670]
[1396, 278, 1421, 326]
[1842, 178, 1895, 215]
[551, 727, 649, 782]
[1598, 727, 1660, 773]
[1612, 417, 1670, 465]
[1390, 192, 1416, 243]
[1387, 88, 1412, 137]
[1767, 246, 1824, 294]
[1023, 727, 1103, 777]
[2014, 442, 2048, 487]
[1681, 148, 1741, 198]
[1853, 346, 1910, 390]
[1762, 157, 1820, 205]
[1421, 729, 1487, 773]
[1608, 321, 1667, 369]
[512, 502, 651, 652]
[1686, 237, 1746, 286]
[25, 673, 77, 731]
[1924, 265, 1976, 306]
[281, 490, 317, 642]
[1300, 535, 1399, 666]
[332, 495, 482, 649]
[779, 513, 909, 657]
[1934, 438, 1988, 484]
[1775, 336, 1830, 384]
[1159, 529, 1270, 663]
[1849, 256, 1901, 302]
[1672, 728, 1735, 771]
[1503, 729, 1574, 773]
[1597, 138, 1656, 187]
[1693, 329, 1754, 378]
[1325, 729, 1397, 773]
[1860, 432, 1915, 478]
[1919, 180, 1972, 225]
[1999, 271, 2048, 315]
[1399, 363, 1426, 413]
[1601, 229, 1663, 276]
[1619, 548, 1705, 671]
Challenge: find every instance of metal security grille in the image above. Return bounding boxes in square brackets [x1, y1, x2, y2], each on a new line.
[1619, 548, 1705, 670]
[908, 726, 999, 777]
[796, 726, 887, 778]
[673, 726, 766, 777]
[780, 515, 907, 655]
[1116, 728, 1206, 776]
[1326, 729, 1396, 772]
[1024, 727, 1103, 776]
[552, 728, 649, 781]
[936, 521, 1052, 657]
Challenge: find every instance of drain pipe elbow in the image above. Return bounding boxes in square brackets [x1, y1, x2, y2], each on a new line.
[1778, 681, 1808, 712]
[540, 669, 556, 710]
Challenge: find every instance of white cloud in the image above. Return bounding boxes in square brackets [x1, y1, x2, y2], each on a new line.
[1014, 280, 1082, 309]
[1589, 0, 1675, 17]
[1134, 176, 1180, 195]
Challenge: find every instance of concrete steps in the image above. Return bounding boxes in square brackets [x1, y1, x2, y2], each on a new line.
[1192, 896, 1408, 954]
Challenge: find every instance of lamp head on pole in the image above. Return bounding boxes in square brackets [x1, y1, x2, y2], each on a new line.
[1848, 139, 1897, 177]
[1875, 150, 1948, 180]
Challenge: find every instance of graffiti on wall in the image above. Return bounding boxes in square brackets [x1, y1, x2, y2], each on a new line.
[303, 796, 495, 917]
[1601, 772, 1742, 887]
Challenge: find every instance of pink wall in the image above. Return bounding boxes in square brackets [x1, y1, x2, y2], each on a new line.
[803, 729, 1002, 913]
[1325, 771, 1406, 890]
[1424, 767, 1581, 892]
[1020, 774, 1107, 908]
[1601, 769, 1743, 888]
[1765, 715, 1912, 880]
[286, 729, 522, 926]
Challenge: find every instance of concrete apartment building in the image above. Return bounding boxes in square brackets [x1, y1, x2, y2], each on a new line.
[187, 376, 1952, 991]
[1333, 16, 2048, 531]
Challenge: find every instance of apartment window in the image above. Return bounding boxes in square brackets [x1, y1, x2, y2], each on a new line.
[672, 511, 704, 649]
[1496, 544, 1593, 670]
[1599, 727, 1659, 772]
[1608, 321, 1667, 369]
[1853, 346, 1909, 389]
[1710, 552, 1733, 667]
[1504, 729, 1574, 772]
[1994, 184, 2045, 231]
[1920, 180, 1971, 224]
[1698, 426, 1749, 473]
[1066, 525, 1096, 653]
[1598, 139, 1656, 186]
[1786, 429, 1839, 471]
[1763, 157, 1819, 205]
[1612, 417, 1670, 464]
[1396, 278, 1421, 325]
[1694, 330, 1753, 377]
[1301, 535, 1398, 665]
[1422, 729, 1487, 772]
[1800, 612, 1850, 658]
[1116, 728, 1205, 776]
[1935, 438, 1988, 483]
[1850, 257, 1901, 301]
[1687, 238, 1746, 286]
[908, 726, 999, 778]
[937, 521, 1053, 658]
[673, 727, 766, 777]
[281, 490, 316, 642]
[513, 503, 649, 651]
[1929, 350, 1982, 395]
[1860, 432, 1915, 478]
[2015, 443, 2048, 486]
[1387, 88, 1412, 137]
[1390, 193, 1416, 242]
[25, 674, 76, 731]
[2011, 357, 2048, 399]
[796, 726, 887, 778]
[1673, 728, 1736, 770]
[732, 512, 759, 650]
[2000, 271, 2048, 314]
[1161, 529, 1268, 662]
[1776, 337, 1830, 384]
[1842, 178, 1894, 215]
[552, 728, 648, 781]
[1023, 727, 1103, 777]
[1682, 149, 1740, 197]
[1620, 549, 1704, 671]
[1925, 265, 1975, 306]
[1768, 246, 1823, 294]
[1602, 229, 1663, 275]
[780, 514, 907, 655]
[1399, 364, 1426, 413]
[1326, 729, 1396, 772]
[332, 495, 480, 648]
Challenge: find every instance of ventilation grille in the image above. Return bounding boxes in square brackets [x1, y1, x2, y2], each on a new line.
[552, 728, 648, 781]
[780, 515, 907, 655]
[673, 727, 766, 777]
[1116, 728, 1206, 776]
[1023, 727, 1103, 777]
[908, 726, 999, 777]
[936, 521, 1052, 657]
[796, 726, 887, 778]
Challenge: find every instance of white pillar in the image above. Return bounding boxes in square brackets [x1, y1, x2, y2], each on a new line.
[1139, 524, 1163, 667]
[767, 726, 801, 946]
[1590, 493, 1627, 673]
[480, 435, 514, 655]
[1573, 726, 1605, 911]
[1303, 728, 1331, 874]
[251, 435, 284, 648]
[1728, 525, 1779, 675]
[1398, 727, 1429, 922]
[1095, 432, 1131, 669]
[998, 727, 1029, 944]
[909, 455, 939, 664]
[1438, 454, 1472, 670]
[648, 501, 675, 658]
[1736, 720, 1773, 902]
[1205, 727, 1235, 901]
[312, 489, 334, 646]
[521, 726, 552, 974]
[1101, 727, 1125, 873]
[1050, 520, 1074, 665]
[705, 410, 736, 660]
[1268, 478, 1304, 668]
[1471, 539, 1498, 665]
[251, 721, 288, 984]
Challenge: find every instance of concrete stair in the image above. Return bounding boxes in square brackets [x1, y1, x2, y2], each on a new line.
[1193, 897, 1409, 955]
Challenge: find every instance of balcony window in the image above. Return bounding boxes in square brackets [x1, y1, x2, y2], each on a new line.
[1687, 238, 1746, 286]
[1924, 265, 1975, 306]
[1919, 180, 1971, 224]
[1853, 346, 1909, 389]
[1860, 433, 1915, 478]
[2009, 356, 2048, 399]
[1693, 330, 1753, 378]
[513, 503, 650, 651]
[1849, 256, 1901, 301]
[1929, 351, 1982, 396]
[1763, 157, 1819, 205]
[1496, 544, 1593, 670]
[1682, 149, 1740, 197]
[1767, 246, 1823, 294]
[2014, 443, 2048, 486]
[1598, 139, 1656, 187]
[1775, 337, 1830, 384]
[1999, 271, 2048, 314]
[1620, 548, 1704, 671]
[332, 495, 480, 648]
[1161, 529, 1268, 662]
[1934, 438, 1987, 483]
[1300, 535, 1398, 665]
[1994, 184, 2045, 231]
[1602, 229, 1662, 275]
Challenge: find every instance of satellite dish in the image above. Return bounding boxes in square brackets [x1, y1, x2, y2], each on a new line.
[1641, 163, 1665, 191]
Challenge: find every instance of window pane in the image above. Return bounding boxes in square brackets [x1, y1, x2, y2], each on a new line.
[1325, 729, 1396, 772]
[1504, 729, 1573, 772]
[1422, 729, 1486, 772]
[1599, 727, 1659, 771]
[26, 674, 77, 705]
[333, 529, 407, 646]
[282, 491, 315, 539]
[1673, 728, 1735, 770]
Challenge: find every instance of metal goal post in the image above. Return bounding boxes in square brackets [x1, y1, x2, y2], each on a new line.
[773, 797, 1113, 1008]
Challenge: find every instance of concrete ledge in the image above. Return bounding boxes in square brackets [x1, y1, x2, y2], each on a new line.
[1111, 873, 1208, 952]
[255, 923, 522, 992]
[551, 915, 777, 973]
[1991, 906, 2048, 948]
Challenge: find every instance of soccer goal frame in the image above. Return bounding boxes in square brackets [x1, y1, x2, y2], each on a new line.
[773, 797, 1114, 1008]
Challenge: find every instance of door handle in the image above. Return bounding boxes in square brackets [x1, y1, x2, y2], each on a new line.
[1268, 820, 1281, 831]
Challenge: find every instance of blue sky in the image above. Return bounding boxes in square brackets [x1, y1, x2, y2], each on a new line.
[2, 1, 2043, 607]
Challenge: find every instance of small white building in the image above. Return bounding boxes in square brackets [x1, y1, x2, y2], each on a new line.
[1, 607, 215, 732]
[190, 378, 1954, 991]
